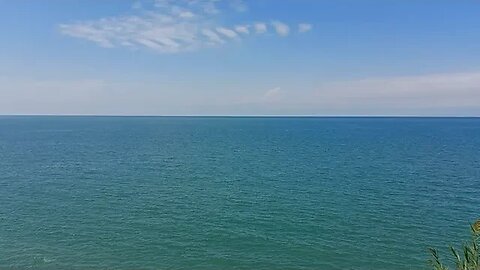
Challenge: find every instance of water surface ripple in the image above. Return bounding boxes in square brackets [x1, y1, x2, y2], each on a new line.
[0, 117, 479, 270]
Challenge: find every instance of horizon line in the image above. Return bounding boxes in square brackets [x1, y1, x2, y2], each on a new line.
[0, 114, 479, 118]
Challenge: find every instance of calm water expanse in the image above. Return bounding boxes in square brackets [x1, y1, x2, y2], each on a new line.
[0, 116, 479, 270]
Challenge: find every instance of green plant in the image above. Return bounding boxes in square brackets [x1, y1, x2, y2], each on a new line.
[429, 220, 480, 270]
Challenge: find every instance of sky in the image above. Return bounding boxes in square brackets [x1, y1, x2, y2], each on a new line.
[1, 0, 480, 116]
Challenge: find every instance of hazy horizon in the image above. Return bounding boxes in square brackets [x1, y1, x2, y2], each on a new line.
[1, 115, 480, 118]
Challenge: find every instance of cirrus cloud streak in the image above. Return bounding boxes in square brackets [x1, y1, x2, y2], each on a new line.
[59, 0, 312, 54]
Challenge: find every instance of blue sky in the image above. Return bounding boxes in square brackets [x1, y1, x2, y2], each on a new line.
[1, 0, 480, 115]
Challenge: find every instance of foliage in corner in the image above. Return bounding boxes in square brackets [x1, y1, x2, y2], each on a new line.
[429, 220, 480, 270]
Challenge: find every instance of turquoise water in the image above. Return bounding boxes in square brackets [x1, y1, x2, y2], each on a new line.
[0, 116, 479, 270]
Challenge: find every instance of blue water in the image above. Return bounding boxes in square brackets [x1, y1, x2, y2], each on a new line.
[0, 116, 479, 270]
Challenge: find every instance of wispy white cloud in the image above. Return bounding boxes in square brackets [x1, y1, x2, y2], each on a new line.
[60, 0, 306, 53]
[234, 25, 250, 34]
[298, 23, 312, 33]
[216, 27, 238, 39]
[202, 29, 225, 44]
[60, 13, 201, 53]
[178, 11, 195, 18]
[254, 22, 267, 34]
[264, 87, 282, 99]
[271, 21, 290, 37]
